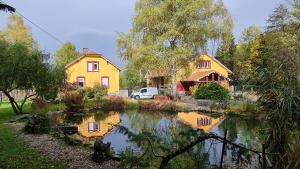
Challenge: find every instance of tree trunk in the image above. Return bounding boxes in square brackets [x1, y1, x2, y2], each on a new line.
[2, 90, 22, 114]
[171, 59, 177, 97]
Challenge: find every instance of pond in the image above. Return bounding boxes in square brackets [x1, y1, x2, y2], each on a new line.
[53, 111, 263, 168]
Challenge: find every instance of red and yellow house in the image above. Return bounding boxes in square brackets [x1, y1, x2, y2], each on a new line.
[145, 54, 232, 94]
[65, 48, 120, 94]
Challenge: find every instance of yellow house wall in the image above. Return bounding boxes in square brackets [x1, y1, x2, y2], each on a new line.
[176, 54, 230, 82]
[66, 55, 120, 94]
[77, 112, 121, 138]
[191, 54, 229, 78]
[177, 112, 225, 133]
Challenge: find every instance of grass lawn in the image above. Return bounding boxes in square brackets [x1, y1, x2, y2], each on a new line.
[0, 102, 66, 169]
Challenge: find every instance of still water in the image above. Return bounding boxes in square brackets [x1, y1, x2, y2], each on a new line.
[54, 111, 262, 168]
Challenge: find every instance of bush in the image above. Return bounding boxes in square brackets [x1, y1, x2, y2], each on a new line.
[31, 97, 48, 110]
[154, 95, 170, 102]
[189, 85, 198, 96]
[64, 134, 83, 146]
[229, 99, 258, 113]
[125, 100, 139, 110]
[61, 90, 86, 112]
[95, 96, 125, 111]
[94, 83, 108, 99]
[85, 87, 95, 99]
[84, 83, 107, 99]
[24, 113, 51, 134]
[194, 82, 230, 101]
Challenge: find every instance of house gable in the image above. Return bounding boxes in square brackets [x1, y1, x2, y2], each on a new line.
[192, 54, 232, 78]
[65, 50, 120, 93]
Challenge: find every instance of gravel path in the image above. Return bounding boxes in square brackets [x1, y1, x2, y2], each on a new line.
[8, 123, 119, 169]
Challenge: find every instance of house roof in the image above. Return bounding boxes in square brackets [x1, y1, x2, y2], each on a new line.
[185, 70, 229, 82]
[65, 50, 121, 70]
[204, 54, 233, 74]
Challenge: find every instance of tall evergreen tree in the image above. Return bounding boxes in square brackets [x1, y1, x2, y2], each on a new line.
[267, 4, 290, 32]
[215, 36, 236, 71]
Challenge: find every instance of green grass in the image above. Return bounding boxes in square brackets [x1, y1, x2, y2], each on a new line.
[31, 103, 66, 114]
[0, 102, 66, 169]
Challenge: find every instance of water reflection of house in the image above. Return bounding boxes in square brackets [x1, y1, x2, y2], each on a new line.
[177, 112, 224, 133]
[77, 112, 121, 138]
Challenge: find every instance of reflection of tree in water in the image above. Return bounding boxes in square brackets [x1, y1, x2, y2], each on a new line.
[217, 116, 264, 168]
[119, 120, 213, 169]
[219, 117, 238, 142]
[126, 111, 169, 133]
[94, 112, 110, 121]
[62, 113, 85, 125]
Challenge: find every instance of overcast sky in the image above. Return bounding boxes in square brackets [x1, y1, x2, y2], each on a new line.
[0, 0, 284, 68]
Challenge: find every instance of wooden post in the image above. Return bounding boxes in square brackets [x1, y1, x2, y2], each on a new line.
[262, 143, 266, 169]
[219, 129, 228, 169]
[212, 73, 215, 82]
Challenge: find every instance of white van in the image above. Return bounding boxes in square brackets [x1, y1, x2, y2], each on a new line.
[131, 87, 158, 100]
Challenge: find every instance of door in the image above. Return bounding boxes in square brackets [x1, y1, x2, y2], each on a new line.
[101, 76, 109, 88]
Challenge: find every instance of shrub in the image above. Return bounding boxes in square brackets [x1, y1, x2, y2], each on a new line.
[229, 99, 258, 113]
[194, 82, 230, 101]
[154, 95, 170, 102]
[95, 96, 125, 111]
[64, 134, 83, 146]
[31, 97, 48, 110]
[94, 83, 108, 99]
[189, 85, 198, 96]
[84, 83, 108, 99]
[61, 90, 86, 112]
[85, 87, 95, 99]
[125, 100, 139, 110]
[24, 113, 51, 134]
[161, 102, 179, 112]
[138, 101, 158, 110]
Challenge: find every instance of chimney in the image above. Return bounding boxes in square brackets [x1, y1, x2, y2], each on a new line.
[83, 48, 89, 54]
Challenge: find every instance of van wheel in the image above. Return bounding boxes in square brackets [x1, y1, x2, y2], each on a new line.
[135, 96, 140, 100]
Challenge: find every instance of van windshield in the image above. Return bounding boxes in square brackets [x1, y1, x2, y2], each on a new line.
[140, 89, 147, 93]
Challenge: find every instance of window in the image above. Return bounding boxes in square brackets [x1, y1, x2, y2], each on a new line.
[88, 122, 100, 132]
[77, 77, 85, 88]
[140, 89, 147, 93]
[198, 60, 211, 69]
[101, 76, 109, 88]
[87, 61, 99, 72]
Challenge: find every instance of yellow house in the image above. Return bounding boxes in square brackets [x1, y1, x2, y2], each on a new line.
[65, 48, 120, 94]
[177, 112, 225, 133]
[77, 112, 121, 138]
[145, 54, 232, 94]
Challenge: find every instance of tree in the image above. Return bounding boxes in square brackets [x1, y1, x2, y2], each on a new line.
[2, 14, 38, 50]
[0, 2, 15, 13]
[215, 35, 236, 71]
[120, 63, 146, 89]
[233, 26, 262, 87]
[55, 42, 80, 67]
[249, 31, 300, 168]
[118, 0, 233, 96]
[267, 4, 290, 32]
[0, 39, 63, 114]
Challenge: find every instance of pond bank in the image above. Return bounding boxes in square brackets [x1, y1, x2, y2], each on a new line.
[0, 103, 65, 169]
[8, 122, 119, 169]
